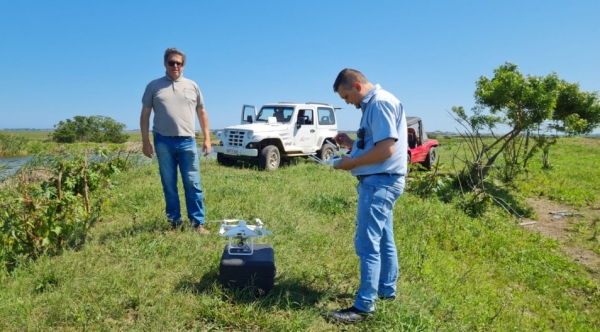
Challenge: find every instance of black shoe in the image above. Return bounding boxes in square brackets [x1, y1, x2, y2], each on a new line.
[378, 295, 396, 300]
[169, 221, 183, 231]
[329, 306, 371, 323]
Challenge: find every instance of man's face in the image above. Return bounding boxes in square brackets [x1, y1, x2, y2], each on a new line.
[337, 83, 362, 109]
[164, 54, 184, 80]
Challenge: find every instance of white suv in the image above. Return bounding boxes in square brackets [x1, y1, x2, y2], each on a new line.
[213, 102, 339, 170]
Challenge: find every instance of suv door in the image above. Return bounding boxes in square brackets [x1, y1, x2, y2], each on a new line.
[408, 120, 427, 163]
[241, 105, 256, 124]
[294, 108, 317, 148]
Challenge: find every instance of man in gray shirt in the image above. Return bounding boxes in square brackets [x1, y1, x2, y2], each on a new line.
[140, 47, 212, 234]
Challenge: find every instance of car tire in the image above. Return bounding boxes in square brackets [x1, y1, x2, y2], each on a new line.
[422, 147, 436, 170]
[318, 144, 335, 162]
[259, 145, 280, 171]
[217, 153, 235, 166]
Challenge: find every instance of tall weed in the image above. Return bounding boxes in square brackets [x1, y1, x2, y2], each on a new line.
[0, 152, 130, 270]
[0, 132, 29, 157]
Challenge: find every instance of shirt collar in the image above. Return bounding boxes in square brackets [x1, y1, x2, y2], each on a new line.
[360, 84, 381, 111]
[164, 73, 182, 82]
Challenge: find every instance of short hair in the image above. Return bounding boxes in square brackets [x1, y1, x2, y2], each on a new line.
[333, 68, 368, 92]
[164, 47, 186, 65]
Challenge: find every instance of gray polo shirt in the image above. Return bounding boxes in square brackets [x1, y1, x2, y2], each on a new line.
[142, 75, 204, 137]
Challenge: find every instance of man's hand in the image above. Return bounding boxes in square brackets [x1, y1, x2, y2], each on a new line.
[333, 154, 356, 171]
[202, 140, 212, 156]
[333, 132, 354, 148]
[142, 141, 154, 158]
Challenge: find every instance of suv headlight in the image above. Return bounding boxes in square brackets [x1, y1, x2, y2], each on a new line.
[247, 131, 253, 139]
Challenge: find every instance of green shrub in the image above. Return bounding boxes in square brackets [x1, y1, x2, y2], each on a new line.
[0, 153, 128, 270]
[50, 115, 129, 143]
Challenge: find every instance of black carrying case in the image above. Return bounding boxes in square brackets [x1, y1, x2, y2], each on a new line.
[219, 243, 276, 294]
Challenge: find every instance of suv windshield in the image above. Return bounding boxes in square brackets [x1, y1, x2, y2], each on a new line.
[256, 107, 294, 123]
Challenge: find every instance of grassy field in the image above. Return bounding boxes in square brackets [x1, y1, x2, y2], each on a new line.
[1, 131, 53, 141]
[2, 131, 181, 143]
[433, 136, 600, 208]
[0, 131, 207, 157]
[0, 137, 599, 331]
[1, 131, 143, 142]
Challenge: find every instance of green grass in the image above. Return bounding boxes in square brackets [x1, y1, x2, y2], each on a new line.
[0, 140, 599, 331]
[435, 136, 600, 257]
[0, 130, 53, 141]
[0, 133, 132, 157]
[516, 137, 600, 208]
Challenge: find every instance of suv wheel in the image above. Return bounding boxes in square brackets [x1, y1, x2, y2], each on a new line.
[318, 144, 335, 162]
[217, 153, 234, 166]
[259, 145, 280, 171]
[422, 147, 436, 170]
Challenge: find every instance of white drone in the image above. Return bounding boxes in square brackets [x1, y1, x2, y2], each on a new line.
[218, 219, 272, 255]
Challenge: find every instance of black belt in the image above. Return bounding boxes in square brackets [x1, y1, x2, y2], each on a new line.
[356, 173, 403, 181]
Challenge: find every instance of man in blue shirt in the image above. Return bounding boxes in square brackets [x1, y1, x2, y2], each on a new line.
[330, 68, 407, 323]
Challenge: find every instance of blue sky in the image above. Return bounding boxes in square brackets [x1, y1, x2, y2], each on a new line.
[1, 0, 599, 133]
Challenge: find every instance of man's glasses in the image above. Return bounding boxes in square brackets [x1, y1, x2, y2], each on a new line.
[356, 128, 365, 149]
[167, 60, 184, 67]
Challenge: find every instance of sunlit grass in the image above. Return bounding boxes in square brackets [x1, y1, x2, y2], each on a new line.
[518, 137, 600, 208]
[1, 153, 599, 331]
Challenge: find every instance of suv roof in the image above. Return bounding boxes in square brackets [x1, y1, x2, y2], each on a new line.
[267, 102, 334, 107]
[407, 116, 421, 126]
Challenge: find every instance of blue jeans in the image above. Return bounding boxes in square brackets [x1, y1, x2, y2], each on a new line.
[153, 133, 205, 227]
[353, 174, 404, 313]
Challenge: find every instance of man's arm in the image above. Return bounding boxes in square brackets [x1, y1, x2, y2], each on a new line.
[140, 106, 153, 158]
[334, 138, 396, 171]
[196, 106, 211, 156]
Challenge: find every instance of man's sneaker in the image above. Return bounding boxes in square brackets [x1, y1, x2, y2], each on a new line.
[378, 295, 396, 300]
[329, 306, 371, 323]
[195, 225, 210, 235]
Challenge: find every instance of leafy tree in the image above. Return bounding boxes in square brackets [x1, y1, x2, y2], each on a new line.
[553, 81, 600, 135]
[50, 115, 129, 143]
[450, 62, 600, 214]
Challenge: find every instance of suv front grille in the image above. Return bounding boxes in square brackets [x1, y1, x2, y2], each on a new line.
[225, 130, 247, 147]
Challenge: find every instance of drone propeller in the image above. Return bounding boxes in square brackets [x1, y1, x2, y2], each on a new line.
[207, 219, 241, 223]
[256, 229, 272, 235]
[221, 227, 261, 238]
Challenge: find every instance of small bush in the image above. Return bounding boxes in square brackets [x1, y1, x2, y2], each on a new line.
[0, 153, 128, 270]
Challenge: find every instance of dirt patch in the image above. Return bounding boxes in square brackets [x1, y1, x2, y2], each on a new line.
[520, 198, 600, 273]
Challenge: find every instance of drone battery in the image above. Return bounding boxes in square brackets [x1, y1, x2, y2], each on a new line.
[219, 244, 276, 294]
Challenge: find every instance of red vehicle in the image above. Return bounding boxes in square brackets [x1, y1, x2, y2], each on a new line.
[407, 116, 438, 171]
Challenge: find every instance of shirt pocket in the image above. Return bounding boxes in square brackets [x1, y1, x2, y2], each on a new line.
[183, 88, 197, 101]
